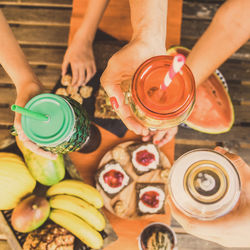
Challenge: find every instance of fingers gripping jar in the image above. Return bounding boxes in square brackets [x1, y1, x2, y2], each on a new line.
[126, 56, 195, 130]
[21, 93, 99, 154]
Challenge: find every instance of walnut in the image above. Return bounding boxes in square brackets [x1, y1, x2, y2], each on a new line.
[61, 74, 72, 86]
[55, 87, 68, 96]
[112, 146, 130, 165]
[80, 85, 93, 99]
[66, 85, 77, 96]
[71, 93, 83, 104]
[160, 152, 171, 169]
[113, 200, 126, 216]
[160, 169, 169, 182]
[94, 87, 120, 119]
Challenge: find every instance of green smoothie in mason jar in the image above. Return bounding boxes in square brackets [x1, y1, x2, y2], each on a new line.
[20, 93, 90, 154]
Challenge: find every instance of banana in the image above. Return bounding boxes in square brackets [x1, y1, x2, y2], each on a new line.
[50, 209, 103, 249]
[46, 180, 103, 209]
[49, 194, 106, 231]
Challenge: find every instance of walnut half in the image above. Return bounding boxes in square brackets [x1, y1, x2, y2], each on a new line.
[113, 200, 126, 216]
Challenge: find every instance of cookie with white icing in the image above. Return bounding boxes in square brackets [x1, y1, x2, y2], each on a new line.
[128, 143, 162, 175]
[136, 183, 165, 215]
[96, 160, 133, 198]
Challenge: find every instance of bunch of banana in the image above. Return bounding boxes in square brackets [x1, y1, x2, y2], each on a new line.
[47, 180, 105, 249]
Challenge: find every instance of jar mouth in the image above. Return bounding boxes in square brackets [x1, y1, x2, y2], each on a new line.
[168, 149, 241, 220]
[131, 55, 195, 119]
[22, 94, 75, 146]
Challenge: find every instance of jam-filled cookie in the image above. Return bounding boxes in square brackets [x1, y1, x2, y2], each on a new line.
[136, 183, 165, 215]
[96, 160, 133, 198]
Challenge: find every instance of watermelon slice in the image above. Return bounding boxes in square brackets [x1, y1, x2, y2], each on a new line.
[167, 46, 234, 134]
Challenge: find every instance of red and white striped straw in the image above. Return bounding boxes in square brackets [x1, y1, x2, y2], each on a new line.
[160, 54, 186, 90]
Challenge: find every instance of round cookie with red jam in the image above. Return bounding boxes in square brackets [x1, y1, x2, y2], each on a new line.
[128, 143, 161, 175]
[136, 183, 166, 215]
[96, 160, 132, 198]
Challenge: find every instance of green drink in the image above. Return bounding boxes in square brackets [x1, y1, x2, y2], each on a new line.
[20, 93, 91, 154]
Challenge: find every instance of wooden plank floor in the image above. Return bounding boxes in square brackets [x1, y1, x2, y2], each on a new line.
[0, 0, 249, 249]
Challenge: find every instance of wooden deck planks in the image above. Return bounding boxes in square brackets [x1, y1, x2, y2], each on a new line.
[10, 25, 69, 46]
[175, 234, 247, 250]
[1, 6, 72, 26]
[0, 66, 62, 88]
[177, 126, 250, 147]
[0, 0, 249, 249]
[0, 108, 14, 126]
[0, 129, 15, 150]
[0, 1, 72, 8]
[21, 0, 72, 5]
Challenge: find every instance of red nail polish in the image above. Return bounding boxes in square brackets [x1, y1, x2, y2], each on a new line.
[155, 140, 160, 144]
[110, 96, 119, 110]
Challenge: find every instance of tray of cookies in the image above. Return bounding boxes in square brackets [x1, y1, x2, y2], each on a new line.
[95, 141, 171, 219]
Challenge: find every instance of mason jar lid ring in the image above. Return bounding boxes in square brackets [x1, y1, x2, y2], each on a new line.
[131, 55, 196, 120]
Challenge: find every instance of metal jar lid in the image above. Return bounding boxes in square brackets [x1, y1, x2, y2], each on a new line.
[22, 93, 75, 147]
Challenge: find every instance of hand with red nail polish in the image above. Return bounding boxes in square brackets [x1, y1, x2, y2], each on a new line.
[100, 38, 166, 136]
[100, 0, 168, 136]
[110, 96, 119, 110]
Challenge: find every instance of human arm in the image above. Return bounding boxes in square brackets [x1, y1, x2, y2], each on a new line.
[0, 10, 56, 159]
[62, 0, 110, 87]
[168, 147, 250, 248]
[186, 0, 250, 87]
[101, 0, 168, 136]
[0, 11, 42, 95]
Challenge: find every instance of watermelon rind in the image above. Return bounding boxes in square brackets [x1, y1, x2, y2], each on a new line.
[166, 45, 234, 134]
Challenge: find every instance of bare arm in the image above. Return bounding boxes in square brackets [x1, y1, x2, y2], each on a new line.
[0, 11, 42, 92]
[62, 0, 110, 85]
[101, 0, 178, 144]
[186, 0, 250, 86]
[101, 0, 168, 136]
[130, 0, 178, 144]
[0, 11, 56, 159]
[130, 0, 167, 45]
[74, 0, 110, 45]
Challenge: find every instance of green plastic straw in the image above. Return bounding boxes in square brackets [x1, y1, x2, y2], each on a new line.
[11, 104, 49, 122]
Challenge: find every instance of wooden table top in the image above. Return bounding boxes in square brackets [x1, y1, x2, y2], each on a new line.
[69, 125, 175, 250]
[68, 0, 182, 248]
